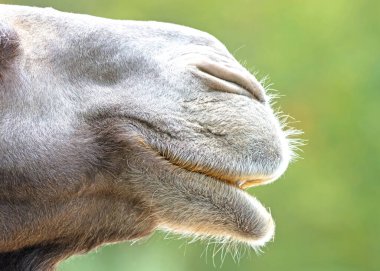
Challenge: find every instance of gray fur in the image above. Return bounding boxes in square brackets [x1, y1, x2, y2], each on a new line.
[0, 5, 297, 270]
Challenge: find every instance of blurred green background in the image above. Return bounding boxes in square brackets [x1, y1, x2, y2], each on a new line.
[1, 0, 379, 270]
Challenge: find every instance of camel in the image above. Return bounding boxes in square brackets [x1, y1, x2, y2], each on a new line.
[0, 4, 299, 270]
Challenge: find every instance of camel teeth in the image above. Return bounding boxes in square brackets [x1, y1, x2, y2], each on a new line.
[236, 180, 246, 188]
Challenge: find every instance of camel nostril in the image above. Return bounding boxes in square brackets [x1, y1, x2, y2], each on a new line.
[191, 60, 266, 103]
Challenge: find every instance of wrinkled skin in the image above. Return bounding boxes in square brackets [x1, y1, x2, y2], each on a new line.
[0, 5, 296, 271]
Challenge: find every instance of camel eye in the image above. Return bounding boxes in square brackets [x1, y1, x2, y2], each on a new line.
[191, 60, 266, 103]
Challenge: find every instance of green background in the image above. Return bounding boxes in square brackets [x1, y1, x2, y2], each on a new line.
[1, 0, 379, 270]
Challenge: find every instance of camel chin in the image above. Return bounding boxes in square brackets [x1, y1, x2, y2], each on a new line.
[0, 4, 299, 270]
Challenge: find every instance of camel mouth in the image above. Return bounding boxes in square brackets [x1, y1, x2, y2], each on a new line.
[165, 160, 273, 190]
[137, 137, 283, 192]
[137, 139, 277, 246]
[152, 146, 275, 190]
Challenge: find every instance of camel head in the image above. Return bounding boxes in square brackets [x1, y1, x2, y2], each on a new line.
[0, 4, 299, 270]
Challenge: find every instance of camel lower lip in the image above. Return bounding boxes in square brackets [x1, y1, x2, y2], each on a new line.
[156, 162, 276, 247]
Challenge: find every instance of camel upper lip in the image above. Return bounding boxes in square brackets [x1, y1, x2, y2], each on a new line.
[138, 138, 274, 190]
